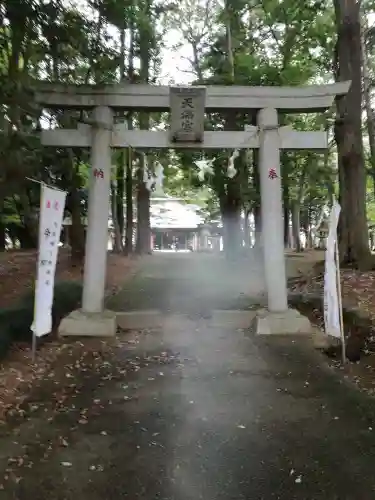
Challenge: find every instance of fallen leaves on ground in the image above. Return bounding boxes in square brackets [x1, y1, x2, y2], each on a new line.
[290, 269, 375, 318]
[0, 249, 138, 309]
[291, 266, 375, 396]
[0, 327, 173, 489]
[0, 250, 139, 421]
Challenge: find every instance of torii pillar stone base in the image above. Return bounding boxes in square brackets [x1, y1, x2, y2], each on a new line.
[58, 309, 117, 338]
[252, 308, 312, 336]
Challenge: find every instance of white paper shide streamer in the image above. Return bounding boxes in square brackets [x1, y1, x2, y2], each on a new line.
[227, 149, 239, 179]
[195, 159, 214, 181]
[153, 162, 164, 193]
[323, 200, 342, 340]
[195, 151, 238, 181]
[142, 155, 165, 193]
[31, 185, 67, 337]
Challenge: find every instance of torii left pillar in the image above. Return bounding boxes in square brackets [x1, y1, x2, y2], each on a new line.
[83, 106, 112, 312]
[59, 106, 117, 337]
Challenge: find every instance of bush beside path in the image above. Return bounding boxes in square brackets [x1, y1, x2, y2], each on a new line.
[0, 250, 138, 422]
[290, 255, 375, 396]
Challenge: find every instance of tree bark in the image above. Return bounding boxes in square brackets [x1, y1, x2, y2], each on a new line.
[252, 149, 261, 247]
[292, 159, 308, 252]
[253, 206, 261, 247]
[114, 161, 124, 251]
[333, 0, 370, 267]
[361, 16, 375, 196]
[124, 143, 134, 255]
[136, 153, 151, 254]
[135, 0, 151, 255]
[282, 178, 290, 248]
[111, 181, 123, 253]
[114, 24, 127, 252]
[124, 13, 135, 255]
[69, 161, 85, 264]
[221, 110, 242, 258]
[69, 187, 85, 263]
[0, 213, 5, 251]
[219, 0, 242, 259]
[221, 193, 242, 259]
[291, 202, 302, 251]
[243, 209, 250, 248]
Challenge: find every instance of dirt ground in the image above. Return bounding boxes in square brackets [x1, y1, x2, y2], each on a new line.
[0, 249, 137, 309]
[289, 251, 375, 399]
[0, 249, 139, 421]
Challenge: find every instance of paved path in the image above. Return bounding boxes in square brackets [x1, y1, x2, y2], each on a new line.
[108, 252, 268, 313]
[1, 254, 375, 499]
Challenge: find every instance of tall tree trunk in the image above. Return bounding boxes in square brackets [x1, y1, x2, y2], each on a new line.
[334, 0, 370, 267]
[253, 207, 261, 247]
[124, 13, 135, 255]
[361, 16, 375, 196]
[291, 159, 308, 252]
[0, 205, 5, 251]
[291, 203, 301, 251]
[18, 227, 36, 249]
[114, 25, 127, 252]
[282, 175, 290, 248]
[221, 193, 242, 258]
[220, 0, 242, 259]
[111, 181, 123, 252]
[243, 209, 250, 248]
[125, 144, 134, 255]
[115, 158, 125, 250]
[282, 153, 293, 248]
[224, 0, 235, 83]
[252, 150, 261, 247]
[69, 160, 85, 264]
[135, 0, 151, 255]
[111, 152, 123, 253]
[136, 152, 151, 254]
[70, 186, 85, 262]
[19, 191, 38, 248]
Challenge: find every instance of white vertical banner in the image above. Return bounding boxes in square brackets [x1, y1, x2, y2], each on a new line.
[31, 185, 67, 338]
[323, 200, 344, 344]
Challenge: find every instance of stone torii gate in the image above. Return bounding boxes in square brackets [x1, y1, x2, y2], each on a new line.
[35, 81, 350, 336]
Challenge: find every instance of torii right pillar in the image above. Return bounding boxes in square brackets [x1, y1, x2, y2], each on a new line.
[254, 107, 312, 335]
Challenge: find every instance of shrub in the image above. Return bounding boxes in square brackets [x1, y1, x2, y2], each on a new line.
[0, 327, 12, 359]
[0, 281, 83, 359]
[51, 281, 83, 325]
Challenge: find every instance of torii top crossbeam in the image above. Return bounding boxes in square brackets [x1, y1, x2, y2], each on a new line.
[35, 81, 350, 113]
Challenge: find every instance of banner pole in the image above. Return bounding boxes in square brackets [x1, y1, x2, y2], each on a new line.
[31, 182, 44, 363]
[31, 333, 37, 363]
[335, 239, 346, 364]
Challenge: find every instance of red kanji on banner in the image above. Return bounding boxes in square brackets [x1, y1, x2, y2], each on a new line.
[94, 168, 104, 179]
[268, 168, 278, 179]
[46, 200, 59, 209]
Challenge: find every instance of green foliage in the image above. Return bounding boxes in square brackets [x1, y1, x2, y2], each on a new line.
[0, 0, 171, 249]
[0, 0, 373, 253]
[366, 176, 375, 224]
[162, 0, 340, 223]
